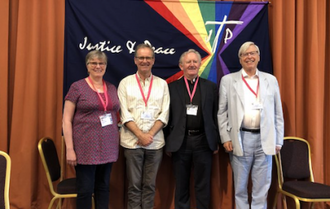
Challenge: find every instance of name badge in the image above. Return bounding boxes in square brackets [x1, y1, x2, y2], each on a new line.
[141, 111, 153, 120]
[186, 104, 198, 116]
[99, 113, 113, 127]
[251, 102, 263, 110]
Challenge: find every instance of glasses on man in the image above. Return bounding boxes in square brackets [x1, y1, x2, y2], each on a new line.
[240, 51, 258, 57]
[88, 62, 106, 67]
[135, 56, 153, 61]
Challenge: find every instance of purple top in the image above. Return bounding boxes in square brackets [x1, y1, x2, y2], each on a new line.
[65, 79, 120, 164]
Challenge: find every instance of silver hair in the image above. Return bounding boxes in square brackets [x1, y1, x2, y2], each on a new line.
[179, 49, 202, 64]
[134, 43, 155, 58]
[238, 41, 260, 58]
[85, 50, 108, 65]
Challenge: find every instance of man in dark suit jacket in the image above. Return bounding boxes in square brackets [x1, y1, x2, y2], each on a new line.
[166, 49, 220, 209]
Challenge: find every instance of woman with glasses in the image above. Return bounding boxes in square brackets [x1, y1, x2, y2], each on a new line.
[62, 50, 120, 209]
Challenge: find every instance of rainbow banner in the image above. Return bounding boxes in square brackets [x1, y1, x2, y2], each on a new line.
[64, 0, 272, 95]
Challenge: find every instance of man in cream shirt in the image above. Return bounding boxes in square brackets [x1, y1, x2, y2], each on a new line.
[118, 43, 170, 209]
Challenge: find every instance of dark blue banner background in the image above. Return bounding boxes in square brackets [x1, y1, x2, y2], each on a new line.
[64, 0, 272, 96]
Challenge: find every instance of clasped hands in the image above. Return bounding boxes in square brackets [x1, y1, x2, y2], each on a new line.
[136, 132, 154, 147]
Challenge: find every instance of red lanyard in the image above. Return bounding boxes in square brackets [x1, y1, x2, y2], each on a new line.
[88, 77, 109, 112]
[184, 76, 199, 104]
[135, 74, 153, 107]
[241, 74, 259, 98]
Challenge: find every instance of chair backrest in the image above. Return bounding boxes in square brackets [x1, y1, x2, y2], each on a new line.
[38, 137, 61, 182]
[280, 137, 312, 180]
[0, 151, 11, 209]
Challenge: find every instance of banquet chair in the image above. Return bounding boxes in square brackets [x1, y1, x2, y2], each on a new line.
[38, 137, 95, 209]
[273, 136, 330, 209]
[0, 151, 11, 209]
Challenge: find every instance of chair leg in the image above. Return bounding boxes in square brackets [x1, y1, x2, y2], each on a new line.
[56, 198, 62, 209]
[48, 197, 56, 209]
[273, 191, 278, 209]
[92, 196, 95, 209]
[282, 195, 288, 209]
[293, 197, 300, 209]
[310, 202, 315, 209]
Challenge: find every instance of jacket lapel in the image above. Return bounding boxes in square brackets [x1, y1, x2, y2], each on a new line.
[199, 78, 207, 108]
[233, 71, 245, 107]
[258, 72, 269, 105]
[175, 78, 186, 106]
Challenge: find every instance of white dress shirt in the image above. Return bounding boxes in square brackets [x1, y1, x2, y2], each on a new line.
[242, 69, 261, 129]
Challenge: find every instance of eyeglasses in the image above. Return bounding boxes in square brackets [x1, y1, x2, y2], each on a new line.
[135, 56, 153, 61]
[240, 51, 258, 57]
[88, 62, 106, 67]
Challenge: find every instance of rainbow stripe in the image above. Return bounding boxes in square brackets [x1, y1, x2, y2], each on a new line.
[145, 0, 267, 83]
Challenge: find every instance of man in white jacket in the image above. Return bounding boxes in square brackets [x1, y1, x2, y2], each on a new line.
[218, 41, 284, 209]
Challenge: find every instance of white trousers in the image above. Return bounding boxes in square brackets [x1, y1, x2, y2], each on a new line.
[230, 131, 272, 209]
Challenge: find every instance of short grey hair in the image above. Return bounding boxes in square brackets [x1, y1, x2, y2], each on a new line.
[179, 49, 202, 64]
[85, 50, 108, 65]
[134, 43, 155, 58]
[238, 41, 260, 58]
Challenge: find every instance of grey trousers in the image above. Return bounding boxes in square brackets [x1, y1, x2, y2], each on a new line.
[124, 148, 163, 209]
